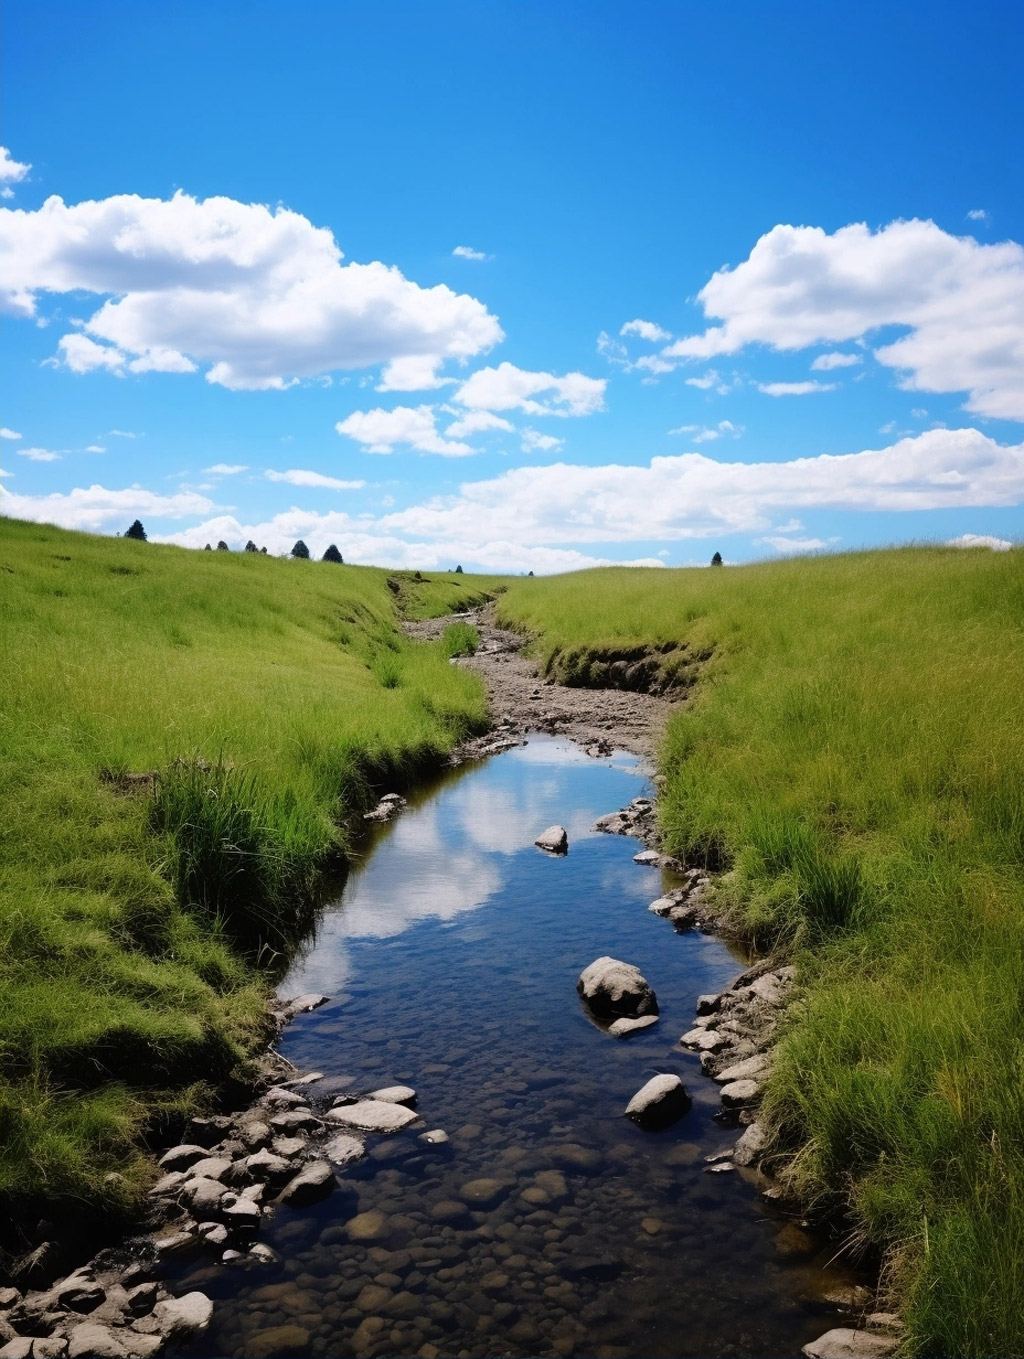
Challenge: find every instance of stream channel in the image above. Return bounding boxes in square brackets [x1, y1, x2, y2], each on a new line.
[167, 735, 858, 1359]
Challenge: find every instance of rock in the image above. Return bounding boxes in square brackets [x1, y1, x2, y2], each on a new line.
[647, 896, 678, 917]
[279, 993, 329, 1018]
[246, 1149, 293, 1182]
[278, 1161, 334, 1207]
[125, 1284, 158, 1317]
[58, 1281, 106, 1313]
[608, 1014, 659, 1037]
[325, 1100, 418, 1134]
[269, 1109, 320, 1133]
[157, 1144, 209, 1172]
[148, 1171, 186, 1198]
[695, 993, 720, 1015]
[248, 1244, 278, 1265]
[460, 1178, 509, 1208]
[577, 957, 658, 1020]
[345, 1210, 390, 1241]
[721, 1079, 761, 1106]
[632, 850, 660, 865]
[179, 1176, 228, 1215]
[548, 1143, 603, 1173]
[153, 1230, 195, 1257]
[715, 1054, 770, 1084]
[535, 825, 568, 854]
[0, 1341, 34, 1359]
[733, 1121, 769, 1166]
[270, 1136, 307, 1159]
[34, 1341, 70, 1359]
[186, 1156, 232, 1182]
[152, 1291, 213, 1343]
[0, 1289, 21, 1309]
[820, 1284, 874, 1308]
[706, 1162, 735, 1173]
[680, 1027, 726, 1051]
[430, 1199, 467, 1222]
[750, 972, 789, 1007]
[123, 1337, 162, 1359]
[801, 1329, 897, 1358]
[324, 1133, 366, 1165]
[247, 1325, 311, 1358]
[366, 1085, 416, 1106]
[12, 1244, 62, 1291]
[419, 1129, 449, 1145]
[625, 1074, 691, 1129]
[866, 1315, 904, 1336]
[66, 1325, 128, 1359]
[222, 1198, 263, 1231]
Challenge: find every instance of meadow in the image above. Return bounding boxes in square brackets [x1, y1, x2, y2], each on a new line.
[496, 547, 1024, 1357]
[0, 517, 501, 1239]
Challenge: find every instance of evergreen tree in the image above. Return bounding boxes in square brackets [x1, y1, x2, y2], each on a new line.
[216, 540, 229, 551]
[259, 546, 268, 554]
[455, 564, 463, 574]
[711, 551, 723, 566]
[322, 544, 343, 563]
[244, 540, 258, 553]
[204, 544, 212, 551]
[125, 519, 147, 541]
[291, 540, 310, 559]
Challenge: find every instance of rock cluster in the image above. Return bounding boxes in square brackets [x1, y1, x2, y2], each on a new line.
[363, 793, 407, 824]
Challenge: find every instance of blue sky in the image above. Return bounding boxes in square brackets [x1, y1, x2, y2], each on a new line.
[1, 0, 1022, 571]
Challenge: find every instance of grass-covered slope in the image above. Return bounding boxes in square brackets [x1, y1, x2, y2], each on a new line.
[497, 548, 1024, 1357]
[0, 517, 502, 1231]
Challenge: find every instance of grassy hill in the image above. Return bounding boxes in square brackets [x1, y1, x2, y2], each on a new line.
[0, 517, 503, 1238]
[496, 547, 1024, 1357]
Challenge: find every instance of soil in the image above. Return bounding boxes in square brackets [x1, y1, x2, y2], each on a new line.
[404, 606, 678, 763]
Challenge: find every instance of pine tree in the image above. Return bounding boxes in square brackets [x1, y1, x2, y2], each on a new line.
[216, 541, 229, 551]
[291, 540, 310, 559]
[322, 544, 343, 563]
[204, 544, 212, 551]
[259, 546, 268, 554]
[455, 564, 463, 574]
[244, 540, 258, 553]
[125, 519, 147, 541]
[711, 551, 723, 566]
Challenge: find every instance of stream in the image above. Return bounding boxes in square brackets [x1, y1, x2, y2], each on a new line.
[167, 736, 859, 1359]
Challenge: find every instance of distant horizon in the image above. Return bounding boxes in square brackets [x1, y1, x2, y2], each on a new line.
[1, 1, 1022, 571]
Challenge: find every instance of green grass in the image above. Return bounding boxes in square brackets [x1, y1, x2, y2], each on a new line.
[496, 547, 1024, 1357]
[440, 620, 480, 658]
[0, 517, 504, 1235]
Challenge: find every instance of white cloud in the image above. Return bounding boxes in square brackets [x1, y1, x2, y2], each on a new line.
[661, 219, 1024, 420]
[376, 354, 452, 391]
[759, 535, 833, 553]
[946, 532, 1013, 550]
[443, 410, 514, 439]
[1, 427, 22, 439]
[520, 428, 564, 453]
[967, 209, 989, 222]
[379, 428, 1024, 546]
[620, 318, 671, 342]
[452, 246, 489, 261]
[0, 468, 11, 479]
[109, 429, 138, 438]
[669, 419, 742, 443]
[336, 405, 474, 456]
[757, 380, 837, 397]
[811, 351, 862, 371]
[57, 334, 126, 375]
[1, 191, 503, 389]
[597, 330, 629, 363]
[683, 369, 734, 394]
[0, 483, 215, 530]
[265, 468, 366, 490]
[204, 463, 248, 475]
[85, 444, 106, 453]
[17, 447, 60, 462]
[0, 148, 30, 185]
[454, 362, 606, 417]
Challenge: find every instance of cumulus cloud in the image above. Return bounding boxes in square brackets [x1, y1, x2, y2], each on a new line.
[204, 463, 248, 475]
[758, 535, 833, 553]
[811, 351, 862, 370]
[443, 410, 514, 439]
[684, 369, 734, 394]
[668, 419, 742, 443]
[452, 246, 489, 261]
[757, 380, 837, 396]
[661, 219, 1024, 420]
[109, 429, 138, 438]
[520, 428, 564, 453]
[376, 355, 453, 391]
[17, 447, 60, 461]
[85, 445, 106, 453]
[0, 147, 30, 198]
[454, 362, 606, 417]
[0, 483, 215, 530]
[620, 318, 671, 342]
[946, 532, 1013, 550]
[336, 405, 473, 456]
[967, 209, 989, 222]
[265, 468, 366, 490]
[1, 427, 22, 439]
[1, 191, 503, 389]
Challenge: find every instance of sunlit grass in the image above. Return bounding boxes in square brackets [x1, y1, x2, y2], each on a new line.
[497, 546, 1024, 1356]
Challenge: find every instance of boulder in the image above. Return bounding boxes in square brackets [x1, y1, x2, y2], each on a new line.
[178, 1176, 228, 1215]
[278, 1161, 334, 1207]
[733, 1121, 769, 1167]
[279, 993, 328, 1019]
[624, 1074, 691, 1129]
[0, 1341, 34, 1359]
[324, 1134, 366, 1166]
[632, 850, 660, 865]
[269, 1109, 320, 1133]
[324, 1100, 418, 1134]
[185, 1157, 232, 1182]
[577, 957, 658, 1020]
[802, 1330, 897, 1359]
[247, 1325, 311, 1359]
[271, 1136, 307, 1159]
[152, 1292, 213, 1343]
[695, 993, 720, 1015]
[460, 1178, 509, 1208]
[715, 1054, 770, 1084]
[222, 1198, 263, 1232]
[720, 1078, 761, 1107]
[365, 1085, 416, 1106]
[245, 1150, 293, 1182]
[66, 1325, 128, 1359]
[534, 826, 568, 854]
[157, 1144, 209, 1172]
[419, 1129, 449, 1145]
[125, 1284, 158, 1318]
[680, 1027, 726, 1051]
[608, 1014, 659, 1038]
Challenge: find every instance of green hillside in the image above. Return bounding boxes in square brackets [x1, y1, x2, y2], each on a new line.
[496, 547, 1024, 1357]
[0, 517, 502, 1233]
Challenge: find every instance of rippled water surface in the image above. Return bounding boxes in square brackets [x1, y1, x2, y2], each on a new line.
[170, 737, 856, 1359]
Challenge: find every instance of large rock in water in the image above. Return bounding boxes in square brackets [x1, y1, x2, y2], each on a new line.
[577, 957, 658, 1020]
[624, 1074, 691, 1129]
[802, 1330, 897, 1359]
[534, 825, 568, 854]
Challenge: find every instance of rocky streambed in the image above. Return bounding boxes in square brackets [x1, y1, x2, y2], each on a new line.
[2, 617, 898, 1359]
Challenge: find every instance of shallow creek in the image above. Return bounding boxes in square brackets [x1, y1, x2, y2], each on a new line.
[167, 736, 858, 1359]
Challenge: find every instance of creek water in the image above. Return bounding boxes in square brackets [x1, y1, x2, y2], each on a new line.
[168, 736, 857, 1359]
